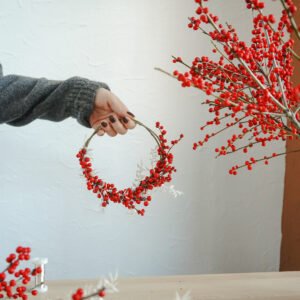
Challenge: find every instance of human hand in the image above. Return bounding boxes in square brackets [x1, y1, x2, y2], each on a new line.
[89, 88, 136, 137]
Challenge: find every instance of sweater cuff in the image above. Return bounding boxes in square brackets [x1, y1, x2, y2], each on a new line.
[67, 77, 110, 128]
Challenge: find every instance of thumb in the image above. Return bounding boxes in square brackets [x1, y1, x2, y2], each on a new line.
[108, 94, 130, 117]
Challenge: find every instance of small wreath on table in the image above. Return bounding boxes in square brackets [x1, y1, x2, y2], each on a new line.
[76, 119, 183, 216]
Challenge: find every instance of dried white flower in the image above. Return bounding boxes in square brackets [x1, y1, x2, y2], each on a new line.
[175, 291, 191, 300]
[104, 271, 119, 293]
[162, 185, 184, 198]
[132, 147, 183, 198]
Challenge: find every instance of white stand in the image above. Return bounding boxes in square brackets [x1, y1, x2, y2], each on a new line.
[31, 257, 48, 293]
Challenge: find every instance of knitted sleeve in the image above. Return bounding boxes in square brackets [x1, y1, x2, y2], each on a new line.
[0, 67, 109, 127]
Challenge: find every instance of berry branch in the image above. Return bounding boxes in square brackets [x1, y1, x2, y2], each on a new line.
[72, 287, 106, 300]
[157, 0, 300, 174]
[280, 0, 300, 40]
[0, 247, 43, 300]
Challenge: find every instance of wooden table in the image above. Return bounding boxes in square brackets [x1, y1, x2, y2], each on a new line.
[38, 272, 300, 300]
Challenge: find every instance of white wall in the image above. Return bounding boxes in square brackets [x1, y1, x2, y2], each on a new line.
[0, 0, 284, 280]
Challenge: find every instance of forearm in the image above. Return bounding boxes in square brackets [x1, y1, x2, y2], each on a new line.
[0, 73, 109, 127]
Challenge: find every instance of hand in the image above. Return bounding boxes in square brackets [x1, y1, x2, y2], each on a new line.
[89, 88, 136, 137]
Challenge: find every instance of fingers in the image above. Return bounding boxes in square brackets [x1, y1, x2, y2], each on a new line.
[99, 120, 117, 137]
[109, 114, 127, 135]
[96, 129, 105, 136]
[95, 115, 136, 137]
[107, 92, 137, 128]
[92, 123, 105, 136]
[121, 116, 136, 130]
[92, 115, 129, 137]
[111, 99, 137, 130]
[91, 88, 137, 137]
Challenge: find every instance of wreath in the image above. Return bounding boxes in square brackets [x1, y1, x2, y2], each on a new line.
[76, 120, 183, 216]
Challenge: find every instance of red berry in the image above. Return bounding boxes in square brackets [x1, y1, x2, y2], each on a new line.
[98, 290, 106, 298]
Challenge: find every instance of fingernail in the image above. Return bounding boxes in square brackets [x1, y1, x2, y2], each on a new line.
[122, 117, 129, 124]
[101, 121, 108, 128]
[127, 111, 135, 117]
[109, 115, 116, 123]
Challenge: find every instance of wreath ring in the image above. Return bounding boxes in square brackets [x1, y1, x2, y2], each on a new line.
[76, 119, 183, 216]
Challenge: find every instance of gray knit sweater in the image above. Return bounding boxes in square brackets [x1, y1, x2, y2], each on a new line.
[0, 64, 110, 128]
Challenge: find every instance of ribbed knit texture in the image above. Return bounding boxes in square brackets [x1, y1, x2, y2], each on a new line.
[0, 64, 110, 128]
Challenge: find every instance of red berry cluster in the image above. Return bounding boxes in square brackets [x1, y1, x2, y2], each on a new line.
[77, 122, 183, 215]
[279, 0, 298, 34]
[72, 288, 106, 300]
[172, 0, 300, 174]
[245, 0, 265, 10]
[0, 247, 42, 299]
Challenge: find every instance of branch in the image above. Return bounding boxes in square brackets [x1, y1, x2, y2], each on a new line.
[280, 0, 300, 40]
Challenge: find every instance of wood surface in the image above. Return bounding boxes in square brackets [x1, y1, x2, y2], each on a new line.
[37, 272, 300, 300]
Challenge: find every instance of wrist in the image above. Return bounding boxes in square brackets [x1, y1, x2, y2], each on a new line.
[68, 78, 110, 128]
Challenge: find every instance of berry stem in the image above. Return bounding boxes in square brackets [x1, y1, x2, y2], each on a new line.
[280, 0, 300, 40]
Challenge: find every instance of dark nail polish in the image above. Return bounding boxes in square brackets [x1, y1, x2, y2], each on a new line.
[127, 111, 135, 117]
[109, 115, 116, 123]
[101, 121, 108, 128]
[122, 117, 129, 124]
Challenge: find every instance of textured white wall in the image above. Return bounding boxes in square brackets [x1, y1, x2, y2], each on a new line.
[0, 0, 284, 280]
